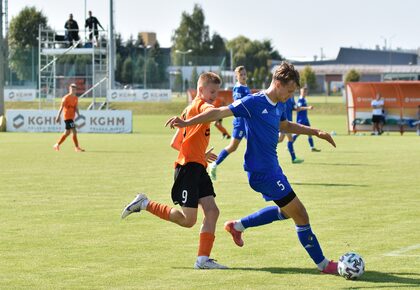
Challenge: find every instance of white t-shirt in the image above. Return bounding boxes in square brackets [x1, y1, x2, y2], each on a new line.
[371, 99, 384, 115]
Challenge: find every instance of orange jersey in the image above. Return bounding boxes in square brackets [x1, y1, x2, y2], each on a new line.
[175, 97, 214, 168]
[61, 94, 78, 120]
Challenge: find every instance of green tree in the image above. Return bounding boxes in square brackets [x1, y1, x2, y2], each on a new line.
[145, 58, 160, 87]
[258, 66, 268, 88]
[115, 54, 123, 83]
[133, 56, 145, 84]
[226, 36, 283, 73]
[172, 4, 226, 66]
[9, 6, 48, 80]
[345, 69, 360, 83]
[150, 41, 166, 85]
[190, 67, 199, 88]
[300, 65, 317, 90]
[121, 56, 133, 84]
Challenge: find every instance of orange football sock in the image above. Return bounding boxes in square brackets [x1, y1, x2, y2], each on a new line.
[198, 232, 215, 257]
[146, 200, 172, 221]
[72, 135, 79, 147]
[57, 134, 67, 145]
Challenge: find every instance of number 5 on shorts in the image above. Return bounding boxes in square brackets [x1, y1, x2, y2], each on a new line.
[277, 181, 285, 191]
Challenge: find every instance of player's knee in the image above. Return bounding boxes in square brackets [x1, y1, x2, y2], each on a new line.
[182, 217, 197, 228]
[204, 206, 220, 221]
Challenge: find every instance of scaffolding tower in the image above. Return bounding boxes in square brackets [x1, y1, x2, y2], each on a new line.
[38, 26, 109, 109]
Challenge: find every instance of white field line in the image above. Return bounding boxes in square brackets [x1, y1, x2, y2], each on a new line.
[384, 244, 420, 257]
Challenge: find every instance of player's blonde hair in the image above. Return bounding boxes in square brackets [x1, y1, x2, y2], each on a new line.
[197, 72, 222, 87]
[234, 66, 246, 75]
[272, 62, 300, 87]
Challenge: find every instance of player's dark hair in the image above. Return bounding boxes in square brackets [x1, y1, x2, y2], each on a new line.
[273, 62, 300, 87]
[198, 72, 222, 87]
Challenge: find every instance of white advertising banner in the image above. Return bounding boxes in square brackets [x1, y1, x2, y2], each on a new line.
[6, 110, 132, 133]
[108, 89, 171, 102]
[4, 89, 37, 101]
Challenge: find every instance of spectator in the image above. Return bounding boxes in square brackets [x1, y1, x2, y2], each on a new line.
[85, 11, 104, 45]
[64, 14, 80, 46]
[371, 93, 385, 135]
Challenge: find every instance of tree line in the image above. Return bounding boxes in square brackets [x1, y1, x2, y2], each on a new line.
[8, 4, 359, 91]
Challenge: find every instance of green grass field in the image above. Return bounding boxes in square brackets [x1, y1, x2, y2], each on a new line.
[1, 108, 419, 289]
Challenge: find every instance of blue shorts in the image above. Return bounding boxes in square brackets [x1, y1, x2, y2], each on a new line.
[247, 168, 293, 202]
[297, 119, 310, 126]
[232, 117, 246, 140]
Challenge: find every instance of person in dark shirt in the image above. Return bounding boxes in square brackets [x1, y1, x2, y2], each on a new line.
[85, 11, 104, 45]
[64, 14, 80, 46]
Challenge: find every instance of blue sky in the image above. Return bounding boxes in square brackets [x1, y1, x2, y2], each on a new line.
[8, 0, 420, 60]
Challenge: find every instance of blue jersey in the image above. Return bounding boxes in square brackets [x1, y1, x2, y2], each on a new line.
[232, 83, 251, 128]
[296, 96, 308, 122]
[229, 92, 287, 173]
[284, 97, 296, 122]
[232, 83, 251, 101]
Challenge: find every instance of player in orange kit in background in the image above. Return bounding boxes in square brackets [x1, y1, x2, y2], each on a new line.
[53, 83, 85, 152]
[213, 97, 231, 139]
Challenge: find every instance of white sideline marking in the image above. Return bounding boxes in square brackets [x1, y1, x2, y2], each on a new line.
[384, 244, 420, 257]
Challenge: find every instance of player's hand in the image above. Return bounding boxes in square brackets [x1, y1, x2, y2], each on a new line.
[55, 117, 60, 123]
[308, 106, 314, 110]
[165, 116, 186, 129]
[316, 130, 336, 147]
[205, 147, 217, 163]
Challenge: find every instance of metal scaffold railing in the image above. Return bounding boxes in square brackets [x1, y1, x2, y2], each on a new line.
[38, 25, 109, 109]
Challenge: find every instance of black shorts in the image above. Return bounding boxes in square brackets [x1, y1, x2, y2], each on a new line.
[64, 119, 75, 130]
[372, 115, 384, 123]
[171, 162, 216, 208]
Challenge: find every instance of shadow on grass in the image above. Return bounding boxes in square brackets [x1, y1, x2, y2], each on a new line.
[229, 267, 420, 287]
[308, 162, 372, 167]
[85, 150, 142, 154]
[292, 182, 369, 187]
[173, 266, 419, 286]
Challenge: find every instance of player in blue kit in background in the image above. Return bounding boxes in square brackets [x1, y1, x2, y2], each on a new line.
[293, 87, 321, 152]
[278, 96, 304, 164]
[209, 66, 251, 180]
[166, 62, 339, 275]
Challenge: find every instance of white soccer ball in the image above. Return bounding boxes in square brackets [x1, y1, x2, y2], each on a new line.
[338, 252, 365, 280]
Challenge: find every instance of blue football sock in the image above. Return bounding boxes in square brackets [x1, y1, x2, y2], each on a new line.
[287, 141, 296, 160]
[240, 206, 287, 229]
[308, 137, 314, 148]
[215, 149, 229, 165]
[292, 134, 298, 142]
[296, 224, 325, 265]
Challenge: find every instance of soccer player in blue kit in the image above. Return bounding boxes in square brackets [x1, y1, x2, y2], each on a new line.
[293, 87, 321, 152]
[278, 96, 304, 163]
[209, 66, 251, 180]
[166, 62, 339, 275]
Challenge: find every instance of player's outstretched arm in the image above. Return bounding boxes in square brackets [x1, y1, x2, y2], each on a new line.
[280, 120, 336, 148]
[296, 105, 313, 112]
[165, 106, 233, 129]
[316, 130, 336, 148]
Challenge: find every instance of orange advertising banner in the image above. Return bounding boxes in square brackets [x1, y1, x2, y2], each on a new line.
[346, 82, 420, 134]
[187, 89, 258, 107]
